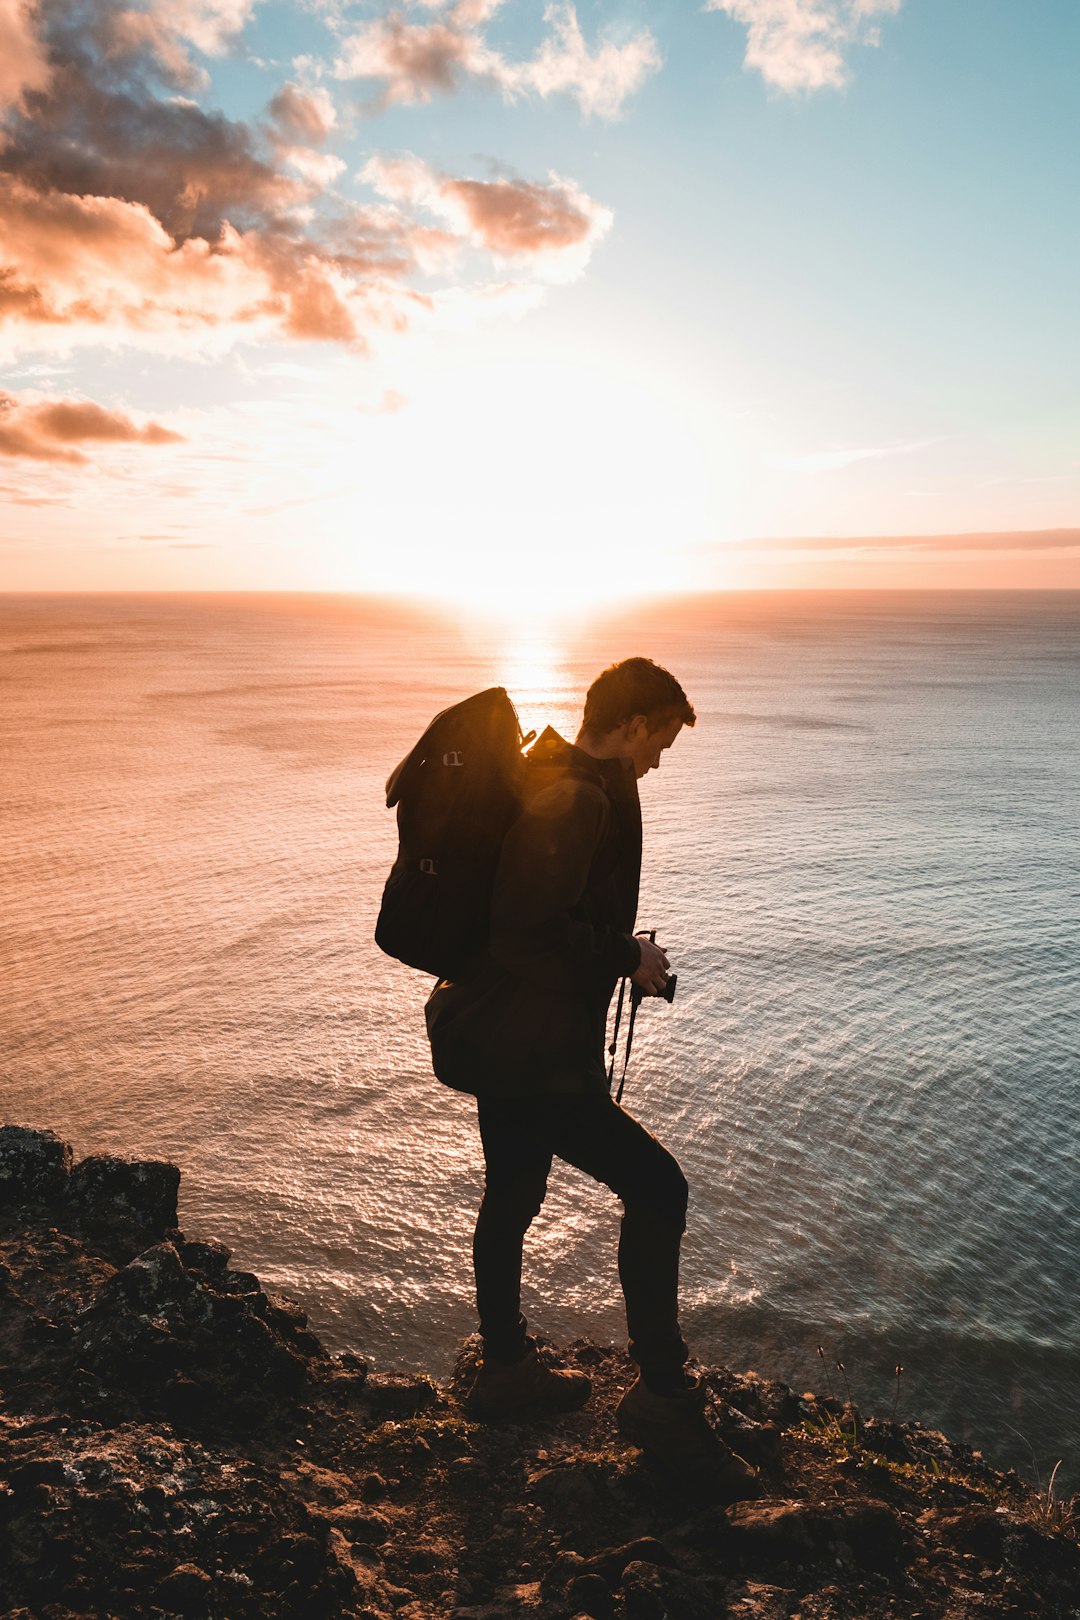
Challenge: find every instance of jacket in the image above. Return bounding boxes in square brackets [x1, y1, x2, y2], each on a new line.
[424, 727, 643, 1097]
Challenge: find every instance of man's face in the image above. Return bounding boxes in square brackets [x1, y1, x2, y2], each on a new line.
[625, 714, 684, 780]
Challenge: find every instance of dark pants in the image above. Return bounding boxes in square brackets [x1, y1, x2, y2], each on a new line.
[473, 1091, 690, 1390]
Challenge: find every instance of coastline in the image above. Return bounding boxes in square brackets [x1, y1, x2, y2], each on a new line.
[1, 1124, 1077, 1620]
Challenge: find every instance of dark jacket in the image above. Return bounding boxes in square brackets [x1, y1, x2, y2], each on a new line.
[425, 728, 643, 1097]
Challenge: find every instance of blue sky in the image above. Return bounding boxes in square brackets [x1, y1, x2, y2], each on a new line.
[1, 0, 1077, 597]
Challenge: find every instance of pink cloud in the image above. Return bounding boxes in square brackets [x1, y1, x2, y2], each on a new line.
[334, 1, 659, 121]
[268, 83, 338, 144]
[707, 0, 902, 93]
[730, 529, 1080, 553]
[0, 389, 184, 461]
[514, 3, 662, 122]
[335, 11, 500, 109]
[362, 155, 611, 273]
[0, 0, 51, 110]
[443, 175, 598, 255]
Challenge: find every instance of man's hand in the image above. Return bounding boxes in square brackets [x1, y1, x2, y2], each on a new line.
[631, 936, 670, 996]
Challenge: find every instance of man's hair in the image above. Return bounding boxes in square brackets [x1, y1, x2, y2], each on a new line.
[581, 657, 696, 737]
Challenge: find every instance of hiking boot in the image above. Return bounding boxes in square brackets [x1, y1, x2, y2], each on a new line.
[616, 1374, 758, 1495]
[466, 1343, 591, 1420]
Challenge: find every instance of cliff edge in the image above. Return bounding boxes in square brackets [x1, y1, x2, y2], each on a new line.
[1, 1124, 1077, 1620]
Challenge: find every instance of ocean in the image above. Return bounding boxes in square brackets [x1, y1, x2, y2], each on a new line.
[2, 590, 1078, 1485]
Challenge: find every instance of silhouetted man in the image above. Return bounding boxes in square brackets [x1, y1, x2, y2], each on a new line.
[426, 657, 752, 1483]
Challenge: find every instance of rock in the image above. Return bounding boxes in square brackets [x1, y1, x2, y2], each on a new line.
[566, 1571, 614, 1617]
[540, 1550, 587, 1600]
[726, 1497, 908, 1575]
[588, 1538, 677, 1585]
[0, 1126, 72, 1204]
[363, 1373, 438, 1417]
[621, 1561, 719, 1620]
[153, 1562, 213, 1612]
[178, 1237, 232, 1276]
[527, 1461, 606, 1516]
[724, 1580, 799, 1618]
[111, 1240, 188, 1307]
[1001, 1517, 1080, 1585]
[936, 1504, 1007, 1565]
[322, 1504, 393, 1545]
[68, 1154, 180, 1239]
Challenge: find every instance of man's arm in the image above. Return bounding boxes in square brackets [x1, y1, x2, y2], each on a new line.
[488, 778, 641, 991]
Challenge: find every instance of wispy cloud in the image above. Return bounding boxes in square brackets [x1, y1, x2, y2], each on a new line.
[0, 390, 183, 463]
[766, 439, 925, 473]
[730, 528, 1080, 552]
[706, 0, 902, 92]
[334, 0, 660, 120]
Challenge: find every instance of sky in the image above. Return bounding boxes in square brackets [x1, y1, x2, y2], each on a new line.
[1, 0, 1078, 603]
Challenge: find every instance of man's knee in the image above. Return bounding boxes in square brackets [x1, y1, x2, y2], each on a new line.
[624, 1151, 689, 1231]
[478, 1171, 548, 1234]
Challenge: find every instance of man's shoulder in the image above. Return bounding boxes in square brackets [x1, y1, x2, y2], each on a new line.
[523, 771, 610, 824]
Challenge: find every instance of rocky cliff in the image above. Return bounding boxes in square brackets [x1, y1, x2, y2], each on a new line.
[0, 1124, 1077, 1619]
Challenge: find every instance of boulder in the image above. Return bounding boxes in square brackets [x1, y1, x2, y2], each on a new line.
[0, 1126, 73, 1205]
[67, 1153, 180, 1239]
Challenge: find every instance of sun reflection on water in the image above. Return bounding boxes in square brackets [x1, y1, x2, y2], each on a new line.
[496, 630, 577, 741]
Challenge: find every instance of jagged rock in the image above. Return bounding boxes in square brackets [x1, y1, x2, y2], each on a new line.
[724, 1580, 799, 1618]
[0, 1127, 72, 1205]
[67, 1153, 180, 1239]
[153, 1561, 213, 1613]
[178, 1237, 232, 1276]
[621, 1560, 718, 1620]
[726, 1496, 908, 1574]
[1001, 1517, 1080, 1585]
[543, 1537, 677, 1601]
[565, 1570, 614, 1617]
[540, 1550, 587, 1599]
[527, 1460, 607, 1515]
[588, 1537, 677, 1585]
[363, 1372, 437, 1417]
[705, 1367, 804, 1431]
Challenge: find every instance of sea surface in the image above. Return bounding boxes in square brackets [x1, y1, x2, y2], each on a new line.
[3, 590, 1079, 1486]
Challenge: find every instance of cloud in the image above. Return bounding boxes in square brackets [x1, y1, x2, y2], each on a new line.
[728, 528, 1080, 553]
[267, 82, 338, 144]
[362, 154, 611, 276]
[767, 439, 926, 473]
[334, 9, 502, 108]
[0, 1, 614, 362]
[107, 0, 257, 88]
[706, 0, 902, 92]
[0, 389, 184, 462]
[0, 0, 51, 110]
[514, 3, 661, 122]
[334, 0, 659, 120]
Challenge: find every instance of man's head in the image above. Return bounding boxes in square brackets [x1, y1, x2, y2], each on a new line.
[577, 657, 696, 780]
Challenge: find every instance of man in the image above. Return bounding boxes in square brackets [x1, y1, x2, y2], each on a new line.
[426, 657, 752, 1484]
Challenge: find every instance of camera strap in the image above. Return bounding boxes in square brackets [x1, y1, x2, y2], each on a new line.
[607, 978, 643, 1105]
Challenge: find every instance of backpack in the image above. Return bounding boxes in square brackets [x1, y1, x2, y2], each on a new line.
[375, 687, 535, 979]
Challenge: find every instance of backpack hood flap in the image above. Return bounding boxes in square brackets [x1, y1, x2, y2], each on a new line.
[385, 686, 519, 807]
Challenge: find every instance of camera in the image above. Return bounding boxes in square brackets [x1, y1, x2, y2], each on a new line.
[633, 929, 677, 1004]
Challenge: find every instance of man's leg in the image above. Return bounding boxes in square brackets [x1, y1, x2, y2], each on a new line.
[468, 1095, 590, 1416]
[547, 1095, 755, 1487]
[472, 1095, 554, 1363]
[542, 1093, 690, 1391]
